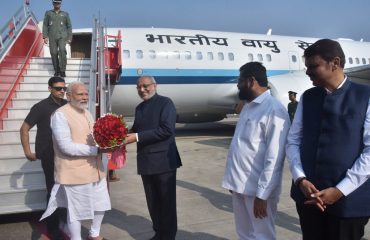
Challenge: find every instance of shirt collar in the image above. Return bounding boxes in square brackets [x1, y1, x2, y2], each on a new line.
[325, 75, 347, 94]
[249, 90, 271, 105]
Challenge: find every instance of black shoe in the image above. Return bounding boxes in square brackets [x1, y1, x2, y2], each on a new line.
[54, 72, 60, 77]
[60, 72, 66, 77]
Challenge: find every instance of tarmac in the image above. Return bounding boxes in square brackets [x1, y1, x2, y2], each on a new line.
[0, 118, 369, 239]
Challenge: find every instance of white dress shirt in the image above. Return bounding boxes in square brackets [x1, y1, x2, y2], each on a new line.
[286, 78, 370, 196]
[222, 90, 291, 200]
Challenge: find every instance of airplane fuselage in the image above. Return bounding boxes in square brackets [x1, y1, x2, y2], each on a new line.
[84, 28, 370, 122]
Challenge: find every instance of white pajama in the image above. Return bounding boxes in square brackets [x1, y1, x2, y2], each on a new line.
[41, 178, 111, 239]
[232, 193, 278, 240]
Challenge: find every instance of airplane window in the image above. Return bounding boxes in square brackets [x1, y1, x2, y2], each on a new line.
[148, 50, 156, 59]
[123, 50, 130, 59]
[368, 58, 370, 64]
[228, 53, 235, 61]
[218, 52, 224, 61]
[207, 52, 214, 60]
[185, 51, 191, 60]
[266, 54, 272, 62]
[196, 51, 203, 60]
[158, 51, 168, 59]
[362, 58, 366, 64]
[291, 55, 297, 62]
[355, 58, 360, 64]
[349, 57, 353, 64]
[169, 51, 180, 60]
[257, 54, 263, 62]
[136, 50, 143, 59]
[248, 53, 253, 62]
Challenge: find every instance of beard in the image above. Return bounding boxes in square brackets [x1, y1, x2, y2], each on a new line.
[140, 91, 156, 101]
[238, 89, 254, 102]
[70, 99, 88, 110]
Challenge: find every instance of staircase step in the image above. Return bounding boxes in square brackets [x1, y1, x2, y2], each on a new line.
[23, 75, 91, 83]
[28, 63, 90, 71]
[0, 156, 43, 174]
[0, 62, 24, 68]
[0, 129, 35, 142]
[0, 68, 21, 75]
[25, 69, 90, 77]
[18, 82, 49, 91]
[0, 202, 46, 214]
[14, 90, 50, 99]
[0, 142, 34, 157]
[11, 98, 41, 108]
[0, 75, 21, 83]
[2, 118, 25, 129]
[0, 184, 47, 213]
[0, 83, 18, 91]
[0, 168, 45, 190]
[30, 57, 90, 65]
[7, 107, 34, 118]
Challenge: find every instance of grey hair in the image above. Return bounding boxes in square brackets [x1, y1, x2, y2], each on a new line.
[66, 81, 86, 94]
[137, 76, 156, 84]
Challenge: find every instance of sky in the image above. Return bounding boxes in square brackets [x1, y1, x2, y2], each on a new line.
[1, 0, 370, 41]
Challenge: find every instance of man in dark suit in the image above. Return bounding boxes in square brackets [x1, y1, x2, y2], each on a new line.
[286, 39, 370, 240]
[126, 76, 182, 240]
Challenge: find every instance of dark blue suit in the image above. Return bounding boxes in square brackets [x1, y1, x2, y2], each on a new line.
[132, 93, 182, 240]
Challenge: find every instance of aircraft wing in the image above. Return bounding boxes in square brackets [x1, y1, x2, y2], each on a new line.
[345, 64, 370, 85]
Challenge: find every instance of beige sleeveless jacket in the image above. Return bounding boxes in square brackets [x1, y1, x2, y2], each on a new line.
[53, 104, 105, 184]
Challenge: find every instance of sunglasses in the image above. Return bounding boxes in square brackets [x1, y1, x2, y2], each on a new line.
[52, 86, 67, 91]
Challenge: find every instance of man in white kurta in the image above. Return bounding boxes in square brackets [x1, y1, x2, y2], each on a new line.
[222, 62, 290, 240]
[41, 82, 111, 240]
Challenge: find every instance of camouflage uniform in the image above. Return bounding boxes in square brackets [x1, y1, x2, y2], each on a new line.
[43, 9, 72, 76]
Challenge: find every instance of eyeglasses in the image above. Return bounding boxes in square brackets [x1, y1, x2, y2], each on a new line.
[52, 86, 67, 91]
[136, 83, 155, 90]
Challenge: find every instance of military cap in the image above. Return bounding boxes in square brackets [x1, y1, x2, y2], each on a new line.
[52, 0, 62, 3]
[288, 91, 297, 96]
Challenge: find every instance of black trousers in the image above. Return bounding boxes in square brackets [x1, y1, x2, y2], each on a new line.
[41, 152, 66, 236]
[141, 170, 177, 240]
[296, 203, 369, 240]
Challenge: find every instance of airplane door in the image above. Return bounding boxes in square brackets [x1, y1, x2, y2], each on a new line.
[288, 51, 300, 71]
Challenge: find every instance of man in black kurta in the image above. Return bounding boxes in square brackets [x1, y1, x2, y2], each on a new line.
[126, 76, 182, 240]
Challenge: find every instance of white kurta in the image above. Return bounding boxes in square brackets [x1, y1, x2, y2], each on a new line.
[222, 91, 291, 200]
[222, 91, 290, 240]
[41, 110, 111, 223]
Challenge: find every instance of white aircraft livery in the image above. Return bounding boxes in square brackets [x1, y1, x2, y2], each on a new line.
[90, 28, 370, 123]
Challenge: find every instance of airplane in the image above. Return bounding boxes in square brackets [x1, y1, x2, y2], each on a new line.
[69, 27, 370, 123]
[1, 2, 370, 215]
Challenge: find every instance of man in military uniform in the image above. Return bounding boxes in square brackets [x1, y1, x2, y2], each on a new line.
[43, 0, 72, 78]
[287, 91, 298, 122]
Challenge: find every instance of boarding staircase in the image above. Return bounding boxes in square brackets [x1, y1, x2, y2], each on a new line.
[0, 1, 119, 214]
[0, 58, 91, 214]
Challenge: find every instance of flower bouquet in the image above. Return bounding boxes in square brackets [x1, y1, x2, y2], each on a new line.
[93, 113, 128, 168]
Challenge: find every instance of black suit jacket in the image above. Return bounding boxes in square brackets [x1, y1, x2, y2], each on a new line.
[132, 94, 182, 175]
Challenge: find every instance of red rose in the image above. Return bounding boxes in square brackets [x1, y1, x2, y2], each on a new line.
[93, 113, 128, 148]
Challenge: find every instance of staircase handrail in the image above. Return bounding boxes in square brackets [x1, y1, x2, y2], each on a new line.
[0, 2, 36, 62]
[0, 32, 43, 120]
[88, 18, 99, 119]
[87, 19, 115, 119]
[98, 24, 107, 117]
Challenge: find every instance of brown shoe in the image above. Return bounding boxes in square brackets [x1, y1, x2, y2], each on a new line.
[109, 175, 120, 182]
